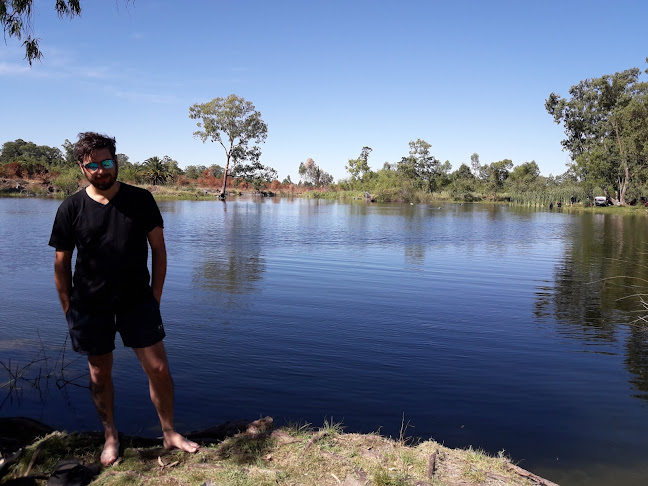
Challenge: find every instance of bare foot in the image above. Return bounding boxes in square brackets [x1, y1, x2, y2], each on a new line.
[163, 430, 199, 453]
[100, 437, 120, 466]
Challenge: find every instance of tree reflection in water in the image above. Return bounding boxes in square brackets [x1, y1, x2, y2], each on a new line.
[535, 213, 648, 399]
[191, 202, 266, 309]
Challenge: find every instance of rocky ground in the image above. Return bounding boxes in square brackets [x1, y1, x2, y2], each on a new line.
[0, 177, 59, 197]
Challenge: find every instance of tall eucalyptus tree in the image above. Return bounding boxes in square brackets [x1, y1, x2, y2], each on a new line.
[189, 94, 268, 199]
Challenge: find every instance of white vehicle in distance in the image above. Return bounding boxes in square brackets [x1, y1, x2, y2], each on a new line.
[594, 196, 609, 207]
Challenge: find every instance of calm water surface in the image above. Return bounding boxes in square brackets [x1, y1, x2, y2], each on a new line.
[1, 197, 648, 485]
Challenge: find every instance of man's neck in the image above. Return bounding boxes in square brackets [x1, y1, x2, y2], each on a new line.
[86, 181, 121, 205]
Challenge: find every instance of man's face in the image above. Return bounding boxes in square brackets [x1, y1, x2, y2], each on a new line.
[80, 147, 118, 191]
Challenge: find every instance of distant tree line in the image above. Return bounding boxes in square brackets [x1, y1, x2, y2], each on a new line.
[334, 141, 577, 205]
[3, 59, 647, 204]
[334, 59, 648, 205]
[291, 58, 647, 205]
[0, 138, 275, 196]
[0, 135, 627, 205]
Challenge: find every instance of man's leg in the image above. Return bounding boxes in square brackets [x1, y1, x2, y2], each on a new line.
[133, 341, 199, 453]
[88, 352, 120, 466]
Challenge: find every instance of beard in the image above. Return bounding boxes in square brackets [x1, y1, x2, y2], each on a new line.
[88, 165, 118, 191]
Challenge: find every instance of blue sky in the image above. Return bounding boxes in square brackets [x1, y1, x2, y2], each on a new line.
[1, 0, 647, 182]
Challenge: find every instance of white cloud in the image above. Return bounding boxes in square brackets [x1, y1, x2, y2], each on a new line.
[105, 86, 178, 105]
[0, 62, 31, 76]
[78, 67, 111, 79]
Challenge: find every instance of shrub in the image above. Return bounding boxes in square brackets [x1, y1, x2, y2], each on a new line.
[53, 169, 80, 195]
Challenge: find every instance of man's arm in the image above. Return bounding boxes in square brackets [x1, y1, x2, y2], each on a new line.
[54, 250, 73, 314]
[148, 226, 167, 304]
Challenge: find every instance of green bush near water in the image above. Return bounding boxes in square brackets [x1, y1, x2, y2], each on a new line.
[52, 168, 80, 195]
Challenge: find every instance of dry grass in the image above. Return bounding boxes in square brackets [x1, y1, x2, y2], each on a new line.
[1, 422, 548, 486]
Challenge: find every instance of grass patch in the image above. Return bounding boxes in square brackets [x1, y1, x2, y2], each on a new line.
[283, 420, 313, 439]
[371, 465, 411, 485]
[1, 423, 553, 486]
[216, 434, 275, 465]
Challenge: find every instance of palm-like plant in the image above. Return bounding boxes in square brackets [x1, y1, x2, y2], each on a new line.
[142, 156, 168, 185]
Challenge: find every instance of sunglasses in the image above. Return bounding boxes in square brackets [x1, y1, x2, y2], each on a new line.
[82, 159, 115, 171]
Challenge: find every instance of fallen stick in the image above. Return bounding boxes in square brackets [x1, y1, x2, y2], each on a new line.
[300, 430, 329, 457]
[507, 463, 560, 486]
[24, 448, 39, 477]
[427, 450, 438, 479]
[157, 456, 180, 469]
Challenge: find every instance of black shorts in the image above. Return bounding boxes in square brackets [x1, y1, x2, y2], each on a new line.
[65, 297, 166, 356]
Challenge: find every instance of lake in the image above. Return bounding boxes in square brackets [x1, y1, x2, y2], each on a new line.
[1, 196, 648, 485]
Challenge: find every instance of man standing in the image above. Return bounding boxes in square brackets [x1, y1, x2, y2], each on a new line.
[49, 132, 198, 465]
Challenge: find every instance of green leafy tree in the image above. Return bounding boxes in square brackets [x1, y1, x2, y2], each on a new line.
[452, 163, 474, 181]
[449, 163, 476, 198]
[0, 139, 25, 163]
[470, 153, 480, 175]
[162, 155, 182, 183]
[437, 160, 452, 189]
[454, 163, 475, 184]
[382, 162, 395, 171]
[0, 138, 64, 176]
[118, 159, 143, 183]
[397, 139, 441, 192]
[61, 139, 77, 167]
[508, 161, 539, 185]
[480, 159, 513, 196]
[0, 139, 63, 166]
[298, 158, 334, 187]
[189, 94, 268, 199]
[233, 161, 277, 193]
[346, 146, 373, 182]
[506, 161, 542, 195]
[360, 164, 407, 201]
[545, 63, 648, 204]
[208, 164, 224, 179]
[185, 165, 208, 179]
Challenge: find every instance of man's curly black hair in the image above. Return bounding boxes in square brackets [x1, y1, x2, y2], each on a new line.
[74, 132, 117, 163]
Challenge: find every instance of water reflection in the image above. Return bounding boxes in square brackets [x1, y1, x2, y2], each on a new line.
[191, 202, 267, 300]
[404, 244, 426, 268]
[536, 213, 648, 399]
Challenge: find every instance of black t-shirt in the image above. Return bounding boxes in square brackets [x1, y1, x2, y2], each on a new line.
[49, 183, 164, 313]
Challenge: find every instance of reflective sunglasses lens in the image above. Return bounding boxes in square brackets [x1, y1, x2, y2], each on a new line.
[101, 160, 114, 169]
[85, 163, 99, 170]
